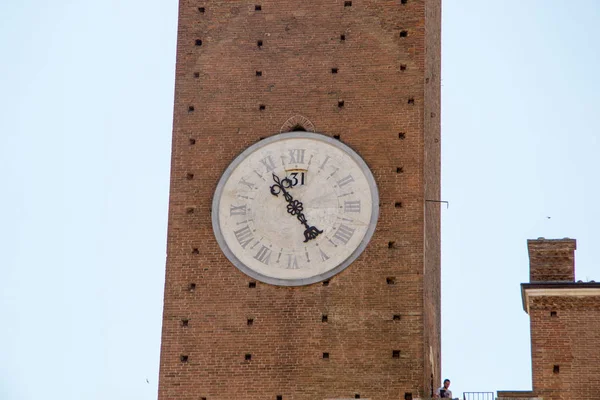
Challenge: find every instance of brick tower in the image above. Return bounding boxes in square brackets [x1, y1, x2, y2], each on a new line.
[158, 1, 441, 399]
[498, 238, 600, 400]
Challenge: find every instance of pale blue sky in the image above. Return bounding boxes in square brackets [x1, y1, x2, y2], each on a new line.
[1, 1, 599, 399]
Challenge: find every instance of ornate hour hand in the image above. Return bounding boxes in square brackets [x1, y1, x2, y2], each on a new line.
[270, 173, 323, 242]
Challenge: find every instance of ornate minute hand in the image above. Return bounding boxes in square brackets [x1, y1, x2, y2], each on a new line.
[270, 173, 323, 243]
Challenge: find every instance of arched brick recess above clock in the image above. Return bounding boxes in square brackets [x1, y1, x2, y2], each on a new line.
[279, 115, 316, 133]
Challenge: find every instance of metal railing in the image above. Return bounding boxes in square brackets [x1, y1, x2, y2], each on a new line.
[463, 392, 495, 400]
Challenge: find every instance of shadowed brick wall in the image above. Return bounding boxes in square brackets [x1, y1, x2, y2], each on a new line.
[158, 1, 441, 399]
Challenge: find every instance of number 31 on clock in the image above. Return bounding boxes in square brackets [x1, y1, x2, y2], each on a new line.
[286, 171, 306, 187]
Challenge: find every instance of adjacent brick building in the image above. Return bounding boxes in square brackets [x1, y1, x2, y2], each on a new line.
[498, 238, 600, 400]
[158, 1, 441, 399]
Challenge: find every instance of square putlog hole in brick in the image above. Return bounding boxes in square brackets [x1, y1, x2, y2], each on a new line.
[181, 319, 189, 327]
[247, 318, 254, 326]
[337, 100, 345, 108]
[322, 314, 328, 323]
[322, 280, 330, 286]
[193, 72, 200, 78]
[400, 30, 408, 37]
[344, 1, 352, 6]
[180, 355, 189, 363]
[259, 104, 266, 111]
[393, 314, 401, 321]
[398, 132, 406, 139]
[276, 396, 282, 400]
[195, 39, 203, 46]
[331, 68, 338, 74]
[245, 353, 252, 361]
[198, 7, 205, 13]
[255, 5, 262, 11]
[386, 277, 396, 285]
[249, 281, 257, 288]
[392, 350, 400, 358]
[257, 40, 263, 47]
[256, 71, 262, 76]
[340, 34, 346, 41]
[322, 352, 329, 359]
[553, 365, 560, 373]
[189, 138, 196, 145]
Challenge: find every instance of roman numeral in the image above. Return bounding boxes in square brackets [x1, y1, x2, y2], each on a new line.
[344, 200, 361, 213]
[286, 254, 299, 269]
[239, 177, 255, 189]
[319, 156, 331, 170]
[288, 148, 305, 164]
[333, 224, 355, 245]
[230, 204, 247, 216]
[319, 248, 330, 262]
[254, 245, 272, 265]
[260, 155, 276, 173]
[234, 225, 253, 249]
[337, 174, 355, 188]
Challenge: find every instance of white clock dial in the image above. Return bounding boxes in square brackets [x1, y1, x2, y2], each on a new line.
[212, 132, 379, 286]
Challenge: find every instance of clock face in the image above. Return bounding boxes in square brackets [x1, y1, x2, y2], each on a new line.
[212, 132, 379, 286]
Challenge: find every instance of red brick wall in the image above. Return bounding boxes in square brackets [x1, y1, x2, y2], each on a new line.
[158, 1, 441, 399]
[423, 0, 442, 396]
[496, 391, 539, 399]
[500, 239, 600, 400]
[529, 296, 600, 400]
[528, 239, 576, 282]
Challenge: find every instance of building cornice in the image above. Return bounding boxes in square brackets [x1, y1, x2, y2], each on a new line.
[521, 282, 600, 314]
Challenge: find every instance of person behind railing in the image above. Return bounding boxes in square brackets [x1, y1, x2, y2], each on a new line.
[433, 378, 453, 398]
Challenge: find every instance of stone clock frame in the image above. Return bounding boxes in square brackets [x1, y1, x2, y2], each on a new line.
[211, 131, 379, 286]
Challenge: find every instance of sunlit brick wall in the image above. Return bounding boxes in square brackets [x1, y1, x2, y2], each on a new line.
[158, 1, 441, 399]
